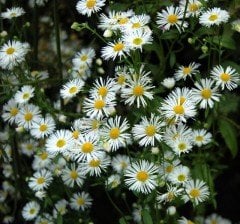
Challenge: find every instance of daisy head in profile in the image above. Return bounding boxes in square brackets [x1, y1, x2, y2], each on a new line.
[125, 160, 158, 194]
[1, 7, 25, 20]
[76, 0, 106, 17]
[199, 7, 230, 27]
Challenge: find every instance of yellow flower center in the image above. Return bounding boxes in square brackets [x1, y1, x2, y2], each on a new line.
[177, 174, 186, 182]
[210, 220, 217, 224]
[77, 198, 85, 205]
[26, 144, 33, 150]
[167, 14, 178, 24]
[92, 120, 100, 130]
[145, 125, 156, 136]
[113, 43, 124, 52]
[178, 143, 186, 151]
[72, 130, 80, 139]
[132, 22, 141, 28]
[86, 0, 96, 9]
[6, 47, 15, 55]
[173, 105, 184, 114]
[118, 17, 129, 25]
[167, 192, 175, 201]
[39, 124, 47, 132]
[133, 85, 144, 96]
[187, 221, 195, 224]
[220, 72, 231, 82]
[24, 112, 33, 121]
[29, 208, 36, 214]
[189, 188, 200, 198]
[56, 139, 66, 148]
[189, 3, 199, 12]
[109, 127, 120, 139]
[80, 55, 88, 61]
[94, 99, 105, 109]
[81, 142, 94, 153]
[98, 86, 108, 97]
[40, 152, 48, 160]
[121, 161, 128, 169]
[209, 14, 218, 21]
[183, 66, 192, 75]
[10, 107, 18, 116]
[70, 170, 78, 180]
[201, 88, 212, 99]
[117, 75, 125, 85]
[89, 159, 100, 167]
[165, 165, 174, 173]
[69, 86, 78, 94]
[23, 93, 30, 99]
[195, 135, 203, 142]
[10, 12, 17, 17]
[133, 37, 143, 45]
[37, 177, 45, 184]
[136, 170, 149, 182]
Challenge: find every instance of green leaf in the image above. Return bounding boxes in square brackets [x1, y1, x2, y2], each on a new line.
[119, 217, 127, 224]
[218, 119, 238, 157]
[212, 36, 236, 50]
[142, 209, 153, 224]
[160, 30, 179, 40]
[169, 52, 176, 68]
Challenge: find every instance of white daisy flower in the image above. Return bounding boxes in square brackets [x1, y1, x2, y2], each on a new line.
[78, 117, 104, 135]
[174, 62, 200, 81]
[210, 65, 239, 90]
[61, 163, 85, 188]
[20, 139, 38, 157]
[101, 116, 130, 151]
[105, 174, 121, 189]
[71, 133, 103, 162]
[126, 14, 151, 31]
[125, 160, 159, 194]
[53, 199, 68, 217]
[121, 67, 154, 108]
[34, 213, 53, 224]
[72, 48, 96, 67]
[161, 77, 176, 89]
[168, 165, 190, 185]
[199, 8, 230, 27]
[157, 184, 183, 203]
[170, 136, 193, 156]
[115, 66, 130, 89]
[28, 169, 53, 191]
[76, 0, 106, 17]
[1, 7, 25, 19]
[179, 0, 202, 17]
[80, 152, 111, 176]
[101, 40, 129, 61]
[192, 129, 212, 147]
[32, 151, 52, 170]
[123, 28, 153, 51]
[45, 130, 74, 155]
[159, 159, 181, 180]
[22, 201, 40, 221]
[156, 6, 188, 32]
[70, 192, 93, 211]
[14, 85, 35, 104]
[15, 104, 41, 130]
[83, 95, 116, 119]
[192, 78, 221, 109]
[111, 154, 131, 173]
[132, 114, 164, 147]
[168, 87, 196, 105]
[0, 40, 30, 70]
[2, 99, 19, 124]
[60, 78, 85, 99]
[30, 115, 56, 139]
[182, 179, 210, 205]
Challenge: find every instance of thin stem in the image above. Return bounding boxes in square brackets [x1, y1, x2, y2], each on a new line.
[33, 1, 39, 62]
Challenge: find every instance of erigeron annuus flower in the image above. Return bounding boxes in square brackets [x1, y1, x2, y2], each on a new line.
[2, 99, 19, 124]
[168, 165, 190, 185]
[132, 114, 164, 147]
[123, 28, 153, 51]
[14, 85, 35, 104]
[179, 0, 202, 17]
[170, 136, 193, 156]
[1, 7, 25, 19]
[192, 78, 221, 109]
[210, 65, 239, 90]
[53, 199, 68, 217]
[192, 129, 212, 147]
[199, 8, 230, 27]
[174, 62, 200, 81]
[22, 201, 40, 221]
[161, 77, 176, 89]
[60, 78, 85, 99]
[205, 213, 231, 224]
[125, 160, 159, 194]
[70, 192, 93, 211]
[45, 130, 74, 155]
[101, 116, 130, 151]
[105, 174, 121, 189]
[71, 133, 103, 162]
[78, 117, 104, 135]
[16, 104, 41, 130]
[32, 151, 52, 170]
[182, 179, 210, 205]
[121, 67, 154, 108]
[0, 40, 30, 70]
[115, 66, 130, 89]
[159, 159, 181, 180]
[101, 40, 129, 60]
[111, 154, 130, 173]
[28, 169, 53, 191]
[80, 152, 111, 176]
[160, 95, 197, 123]
[156, 6, 188, 32]
[76, 0, 106, 17]
[61, 163, 85, 187]
[72, 48, 96, 67]
[127, 14, 151, 31]
[20, 139, 38, 157]
[157, 184, 183, 203]
[30, 115, 56, 139]
[83, 95, 116, 119]
[168, 87, 196, 105]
